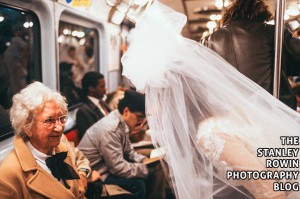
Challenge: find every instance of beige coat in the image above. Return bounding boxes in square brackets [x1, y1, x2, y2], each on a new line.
[0, 136, 86, 199]
[60, 134, 91, 173]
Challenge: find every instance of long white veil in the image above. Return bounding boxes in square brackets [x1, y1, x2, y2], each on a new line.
[121, 1, 300, 199]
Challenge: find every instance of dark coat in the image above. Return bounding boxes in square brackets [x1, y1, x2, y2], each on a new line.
[76, 98, 111, 139]
[207, 20, 300, 110]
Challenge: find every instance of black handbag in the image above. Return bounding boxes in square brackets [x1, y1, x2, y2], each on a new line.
[85, 180, 133, 199]
[85, 180, 103, 199]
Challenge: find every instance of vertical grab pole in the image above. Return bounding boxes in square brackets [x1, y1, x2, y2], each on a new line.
[273, 0, 286, 98]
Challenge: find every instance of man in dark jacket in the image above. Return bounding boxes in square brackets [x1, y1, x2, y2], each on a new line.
[207, 0, 300, 110]
[76, 72, 111, 139]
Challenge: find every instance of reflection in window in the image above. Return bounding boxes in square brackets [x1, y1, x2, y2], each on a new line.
[58, 21, 98, 107]
[0, 5, 40, 137]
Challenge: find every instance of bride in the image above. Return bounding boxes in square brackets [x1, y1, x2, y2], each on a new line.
[117, 1, 300, 198]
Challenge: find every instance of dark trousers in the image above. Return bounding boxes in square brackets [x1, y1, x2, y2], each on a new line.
[105, 174, 146, 199]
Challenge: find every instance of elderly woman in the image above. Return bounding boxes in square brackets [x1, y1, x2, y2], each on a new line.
[0, 82, 85, 199]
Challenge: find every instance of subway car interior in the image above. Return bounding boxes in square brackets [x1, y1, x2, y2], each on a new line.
[0, 0, 300, 198]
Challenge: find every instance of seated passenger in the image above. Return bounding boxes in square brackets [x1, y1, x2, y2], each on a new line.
[59, 62, 82, 107]
[0, 82, 85, 198]
[76, 71, 111, 139]
[0, 104, 12, 134]
[78, 90, 151, 199]
[105, 88, 149, 145]
[293, 84, 300, 112]
[105, 88, 125, 111]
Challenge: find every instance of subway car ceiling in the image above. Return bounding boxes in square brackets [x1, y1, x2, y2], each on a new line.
[59, 0, 300, 41]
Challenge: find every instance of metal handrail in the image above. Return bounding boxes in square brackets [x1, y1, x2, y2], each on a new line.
[273, 0, 286, 98]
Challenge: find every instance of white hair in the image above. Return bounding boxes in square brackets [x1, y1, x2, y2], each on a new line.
[10, 81, 68, 139]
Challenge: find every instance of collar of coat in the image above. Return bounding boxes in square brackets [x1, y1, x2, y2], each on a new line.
[14, 136, 80, 199]
[114, 109, 130, 134]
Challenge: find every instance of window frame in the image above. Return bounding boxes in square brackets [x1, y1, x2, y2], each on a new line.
[0, 3, 42, 141]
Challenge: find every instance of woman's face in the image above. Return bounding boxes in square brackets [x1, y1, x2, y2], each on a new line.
[27, 100, 65, 154]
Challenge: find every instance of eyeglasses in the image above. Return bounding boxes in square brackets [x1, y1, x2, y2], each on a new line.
[39, 115, 68, 127]
[134, 112, 146, 121]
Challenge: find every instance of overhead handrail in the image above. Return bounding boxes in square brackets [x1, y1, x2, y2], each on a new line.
[106, 0, 153, 24]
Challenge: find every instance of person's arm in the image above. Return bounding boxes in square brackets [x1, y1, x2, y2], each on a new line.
[74, 147, 102, 184]
[284, 28, 300, 75]
[129, 125, 146, 143]
[87, 170, 102, 183]
[61, 135, 91, 191]
[126, 138, 148, 163]
[127, 121, 150, 161]
[74, 147, 91, 189]
[100, 130, 148, 179]
[75, 147, 91, 172]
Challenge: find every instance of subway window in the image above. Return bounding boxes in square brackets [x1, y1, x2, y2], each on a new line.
[58, 21, 98, 107]
[0, 5, 41, 139]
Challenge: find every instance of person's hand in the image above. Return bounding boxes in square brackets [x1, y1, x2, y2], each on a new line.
[78, 171, 88, 190]
[88, 170, 102, 183]
[130, 127, 146, 143]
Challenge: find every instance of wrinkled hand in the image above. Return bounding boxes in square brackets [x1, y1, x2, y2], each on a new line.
[88, 170, 102, 183]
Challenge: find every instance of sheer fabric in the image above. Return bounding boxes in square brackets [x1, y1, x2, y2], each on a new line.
[121, 1, 300, 199]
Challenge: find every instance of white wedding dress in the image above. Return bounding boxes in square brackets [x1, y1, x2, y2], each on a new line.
[121, 1, 300, 199]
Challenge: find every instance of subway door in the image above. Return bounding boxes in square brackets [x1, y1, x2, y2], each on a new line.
[107, 23, 121, 93]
